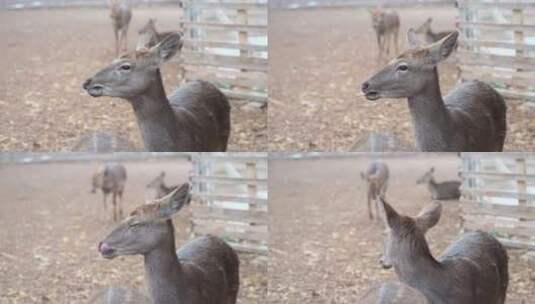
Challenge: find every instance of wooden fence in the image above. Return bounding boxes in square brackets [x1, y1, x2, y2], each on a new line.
[270, 0, 454, 10]
[182, 0, 268, 106]
[190, 153, 268, 254]
[460, 153, 535, 250]
[0, 0, 177, 9]
[457, 0, 535, 102]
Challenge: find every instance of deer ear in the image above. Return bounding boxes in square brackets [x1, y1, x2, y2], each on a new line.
[377, 197, 401, 229]
[407, 28, 423, 48]
[426, 31, 458, 64]
[149, 32, 183, 66]
[157, 183, 190, 218]
[415, 202, 442, 233]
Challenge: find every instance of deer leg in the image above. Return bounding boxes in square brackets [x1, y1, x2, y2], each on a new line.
[112, 193, 117, 222]
[118, 190, 124, 218]
[122, 27, 128, 52]
[376, 33, 382, 60]
[102, 193, 107, 211]
[367, 189, 374, 220]
[385, 33, 392, 57]
[114, 29, 119, 57]
[394, 29, 399, 55]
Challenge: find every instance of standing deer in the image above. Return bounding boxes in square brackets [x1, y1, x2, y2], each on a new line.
[137, 18, 176, 50]
[83, 33, 230, 152]
[377, 198, 509, 304]
[360, 162, 389, 220]
[146, 171, 179, 199]
[98, 184, 240, 304]
[416, 167, 461, 200]
[91, 163, 127, 222]
[109, 0, 132, 57]
[361, 30, 507, 152]
[369, 8, 400, 59]
[414, 18, 454, 44]
[359, 281, 428, 304]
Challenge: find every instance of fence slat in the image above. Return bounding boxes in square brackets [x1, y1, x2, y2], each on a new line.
[184, 39, 268, 52]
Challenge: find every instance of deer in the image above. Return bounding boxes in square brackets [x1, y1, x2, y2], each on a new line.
[89, 286, 150, 304]
[136, 19, 187, 83]
[83, 33, 231, 152]
[137, 18, 176, 50]
[368, 8, 400, 60]
[146, 171, 180, 200]
[359, 281, 428, 304]
[361, 30, 507, 152]
[98, 183, 240, 304]
[91, 163, 127, 222]
[109, 0, 132, 57]
[376, 198, 509, 304]
[414, 18, 454, 44]
[416, 167, 461, 200]
[72, 131, 137, 152]
[360, 162, 389, 220]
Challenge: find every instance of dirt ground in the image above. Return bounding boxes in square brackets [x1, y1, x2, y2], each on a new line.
[268, 6, 535, 151]
[0, 6, 267, 152]
[267, 154, 535, 303]
[0, 157, 267, 303]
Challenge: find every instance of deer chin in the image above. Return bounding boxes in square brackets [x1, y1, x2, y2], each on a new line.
[86, 85, 105, 97]
[364, 91, 381, 101]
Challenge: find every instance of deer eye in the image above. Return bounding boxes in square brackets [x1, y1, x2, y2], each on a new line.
[396, 63, 408, 72]
[129, 221, 142, 228]
[120, 63, 132, 71]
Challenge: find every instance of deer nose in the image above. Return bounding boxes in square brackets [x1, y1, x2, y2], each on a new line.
[83, 78, 92, 90]
[98, 242, 115, 256]
[361, 82, 370, 93]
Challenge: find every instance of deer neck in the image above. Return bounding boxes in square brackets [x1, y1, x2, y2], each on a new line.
[394, 237, 447, 301]
[407, 67, 453, 151]
[144, 220, 183, 304]
[128, 69, 188, 151]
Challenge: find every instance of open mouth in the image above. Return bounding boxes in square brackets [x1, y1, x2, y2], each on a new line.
[364, 91, 380, 101]
[86, 85, 104, 97]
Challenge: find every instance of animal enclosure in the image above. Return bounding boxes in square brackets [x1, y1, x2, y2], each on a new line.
[190, 152, 268, 254]
[0, 6, 266, 151]
[269, 4, 535, 151]
[457, 0, 535, 102]
[0, 154, 267, 303]
[182, 0, 268, 106]
[268, 154, 535, 303]
[0, 0, 175, 9]
[460, 153, 535, 250]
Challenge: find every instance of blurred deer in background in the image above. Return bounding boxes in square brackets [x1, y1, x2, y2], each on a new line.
[369, 8, 400, 60]
[146, 171, 179, 200]
[91, 163, 127, 221]
[416, 167, 461, 200]
[109, 0, 132, 56]
[414, 18, 454, 44]
[137, 18, 176, 50]
[360, 161, 389, 220]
